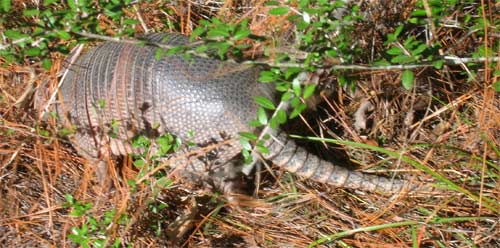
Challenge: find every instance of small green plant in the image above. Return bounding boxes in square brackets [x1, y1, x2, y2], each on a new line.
[108, 119, 120, 138]
[131, 133, 181, 167]
[128, 133, 178, 194]
[0, 0, 140, 68]
[385, 34, 440, 65]
[382, 0, 498, 89]
[153, 17, 254, 62]
[64, 194, 92, 217]
[190, 17, 253, 59]
[36, 126, 51, 137]
[238, 67, 318, 163]
[493, 70, 500, 92]
[64, 194, 129, 248]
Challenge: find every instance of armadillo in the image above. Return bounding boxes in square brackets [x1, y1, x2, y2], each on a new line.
[55, 33, 414, 194]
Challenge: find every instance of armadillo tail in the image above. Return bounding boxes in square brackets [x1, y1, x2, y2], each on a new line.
[262, 130, 420, 194]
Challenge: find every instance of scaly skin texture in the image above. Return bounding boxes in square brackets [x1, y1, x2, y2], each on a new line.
[57, 33, 414, 194]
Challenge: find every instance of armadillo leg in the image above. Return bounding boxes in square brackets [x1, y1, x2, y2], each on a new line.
[94, 159, 109, 187]
[164, 140, 250, 196]
[68, 129, 115, 187]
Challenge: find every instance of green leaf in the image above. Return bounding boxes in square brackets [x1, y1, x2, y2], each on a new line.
[248, 120, 261, 127]
[199, 19, 211, 27]
[290, 97, 300, 108]
[289, 103, 307, 119]
[432, 59, 444, 69]
[386, 25, 404, 43]
[492, 81, 500, 92]
[43, 0, 57, 6]
[211, 41, 231, 59]
[1, 53, 15, 64]
[104, 4, 123, 19]
[133, 159, 145, 168]
[1, 0, 11, 12]
[239, 18, 249, 28]
[337, 75, 349, 87]
[373, 58, 391, 66]
[257, 107, 268, 125]
[391, 55, 415, 64]
[239, 138, 252, 150]
[275, 82, 290, 92]
[298, 0, 309, 8]
[64, 193, 75, 205]
[269, 116, 279, 129]
[403, 37, 417, 49]
[408, 17, 419, 24]
[242, 148, 252, 164]
[386, 46, 403, 55]
[303, 84, 316, 99]
[401, 70, 414, 90]
[57, 30, 71, 40]
[4, 29, 23, 40]
[394, 25, 404, 37]
[157, 135, 173, 154]
[123, 19, 140, 25]
[67, 0, 77, 10]
[269, 6, 289, 15]
[276, 109, 287, 124]
[412, 9, 427, 17]
[284, 67, 301, 79]
[271, 108, 287, 129]
[132, 135, 150, 149]
[26, 47, 41, 56]
[281, 91, 293, 102]
[98, 99, 106, 108]
[59, 127, 74, 137]
[325, 49, 338, 58]
[254, 96, 276, 110]
[256, 141, 269, 154]
[411, 43, 428, 56]
[233, 28, 250, 41]
[264, 0, 280, 6]
[235, 43, 250, 50]
[190, 27, 205, 41]
[155, 48, 164, 60]
[258, 71, 276, 83]
[165, 46, 183, 56]
[23, 9, 40, 17]
[239, 132, 257, 140]
[42, 58, 52, 70]
[207, 28, 230, 38]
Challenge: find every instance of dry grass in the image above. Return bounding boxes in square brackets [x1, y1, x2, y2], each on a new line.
[1, 0, 499, 247]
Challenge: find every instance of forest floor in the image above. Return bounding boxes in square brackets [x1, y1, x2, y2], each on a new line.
[1, 1, 499, 247]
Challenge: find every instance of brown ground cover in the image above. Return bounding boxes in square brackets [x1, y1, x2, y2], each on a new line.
[1, 1, 499, 247]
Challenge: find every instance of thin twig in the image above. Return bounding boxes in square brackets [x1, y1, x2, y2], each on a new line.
[0, 37, 31, 50]
[248, 56, 500, 69]
[133, 5, 149, 33]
